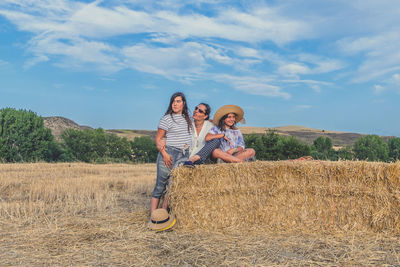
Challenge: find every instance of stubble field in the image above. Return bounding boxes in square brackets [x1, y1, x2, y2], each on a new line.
[1, 163, 399, 266]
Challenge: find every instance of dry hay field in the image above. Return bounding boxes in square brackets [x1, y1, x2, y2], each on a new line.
[1, 161, 400, 266]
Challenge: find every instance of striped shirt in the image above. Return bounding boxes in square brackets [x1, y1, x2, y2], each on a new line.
[158, 114, 192, 150]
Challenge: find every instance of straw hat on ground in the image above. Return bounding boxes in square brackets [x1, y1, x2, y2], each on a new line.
[212, 105, 245, 125]
[148, 208, 176, 231]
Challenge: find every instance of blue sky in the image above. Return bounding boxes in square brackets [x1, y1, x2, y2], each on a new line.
[1, 0, 399, 136]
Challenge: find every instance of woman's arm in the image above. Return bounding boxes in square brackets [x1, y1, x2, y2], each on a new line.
[155, 128, 172, 168]
[155, 128, 166, 152]
[205, 132, 225, 142]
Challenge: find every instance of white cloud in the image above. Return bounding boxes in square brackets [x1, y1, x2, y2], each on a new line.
[310, 85, 321, 93]
[24, 55, 49, 69]
[3, 0, 396, 99]
[392, 73, 400, 83]
[235, 47, 261, 59]
[373, 84, 385, 94]
[372, 73, 400, 94]
[278, 63, 310, 76]
[122, 42, 232, 79]
[0, 59, 9, 66]
[25, 33, 124, 72]
[296, 105, 311, 109]
[278, 54, 345, 77]
[338, 31, 400, 83]
[213, 74, 290, 99]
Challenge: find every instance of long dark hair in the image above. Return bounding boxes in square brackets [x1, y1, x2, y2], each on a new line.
[217, 113, 237, 131]
[199, 102, 211, 120]
[165, 92, 192, 134]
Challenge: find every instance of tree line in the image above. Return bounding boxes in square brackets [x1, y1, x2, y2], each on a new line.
[1, 108, 399, 163]
[0, 108, 157, 163]
[244, 131, 400, 162]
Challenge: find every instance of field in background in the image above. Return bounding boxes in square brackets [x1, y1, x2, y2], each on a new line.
[1, 163, 399, 266]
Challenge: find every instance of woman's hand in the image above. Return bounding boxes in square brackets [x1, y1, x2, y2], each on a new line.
[162, 152, 173, 169]
[223, 134, 232, 145]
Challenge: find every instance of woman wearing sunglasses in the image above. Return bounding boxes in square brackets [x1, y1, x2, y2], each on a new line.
[190, 103, 214, 158]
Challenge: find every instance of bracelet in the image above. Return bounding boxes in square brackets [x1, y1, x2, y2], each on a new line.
[234, 147, 238, 153]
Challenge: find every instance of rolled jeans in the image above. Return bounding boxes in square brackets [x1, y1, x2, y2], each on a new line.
[151, 146, 189, 199]
[195, 138, 221, 163]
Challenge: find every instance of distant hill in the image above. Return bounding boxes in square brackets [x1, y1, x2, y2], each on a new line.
[106, 129, 156, 141]
[42, 116, 394, 147]
[43, 117, 92, 140]
[239, 126, 366, 148]
[43, 116, 153, 141]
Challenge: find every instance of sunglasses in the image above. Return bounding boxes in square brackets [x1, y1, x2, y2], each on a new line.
[195, 106, 206, 114]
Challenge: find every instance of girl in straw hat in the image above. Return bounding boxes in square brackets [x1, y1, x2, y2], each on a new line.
[184, 104, 255, 165]
[150, 92, 192, 214]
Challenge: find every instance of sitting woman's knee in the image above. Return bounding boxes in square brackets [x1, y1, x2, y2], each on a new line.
[212, 148, 223, 157]
[248, 148, 256, 156]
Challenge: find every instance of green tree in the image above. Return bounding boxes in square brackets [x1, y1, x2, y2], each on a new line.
[311, 136, 335, 160]
[353, 135, 389, 162]
[245, 131, 280, 160]
[388, 137, 400, 162]
[131, 136, 158, 163]
[106, 134, 132, 161]
[61, 128, 132, 162]
[0, 108, 59, 162]
[245, 131, 311, 160]
[277, 136, 311, 160]
[336, 146, 354, 160]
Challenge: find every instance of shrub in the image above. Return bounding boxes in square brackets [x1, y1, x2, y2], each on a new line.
[388, 137, 400, 162]
[131, 136, 158, 163]
[61, 128, 132, 163]
[245, 131, 311, 160]
[0, 108, 59, 162]
[336, 146, 355, 160]
[311, 136, 336, 160]
[353, 135, 389, 162]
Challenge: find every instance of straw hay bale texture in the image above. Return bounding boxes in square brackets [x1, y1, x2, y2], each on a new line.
[169, 161, 400, 234]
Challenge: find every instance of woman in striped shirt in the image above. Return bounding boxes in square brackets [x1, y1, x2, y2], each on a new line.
[150, 92, 192, 214]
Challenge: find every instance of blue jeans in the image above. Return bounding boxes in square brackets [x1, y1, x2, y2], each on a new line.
[195, 138, 221, 163]
[151, 146, 189, 199]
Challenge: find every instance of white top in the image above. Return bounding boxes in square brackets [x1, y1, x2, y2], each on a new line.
[189, 120, 214, 157]
[158, 114, 192, 150]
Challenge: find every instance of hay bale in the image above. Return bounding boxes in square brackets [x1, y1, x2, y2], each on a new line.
[169, 161, 400, 234]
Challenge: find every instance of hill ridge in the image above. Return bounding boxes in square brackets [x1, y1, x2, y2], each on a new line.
[42, 116, 393, 147]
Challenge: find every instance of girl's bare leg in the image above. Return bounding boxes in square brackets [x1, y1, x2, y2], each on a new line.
[212, 149, 243, 163]
[235, 148, 256, 161]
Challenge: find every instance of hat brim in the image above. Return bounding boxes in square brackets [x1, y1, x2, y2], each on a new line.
[212, 105, 244, 125]
[148, 214, 176, 231]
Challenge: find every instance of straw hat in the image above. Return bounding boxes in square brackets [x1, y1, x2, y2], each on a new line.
[148, 209, 176, 231]
[212, 105, 245, 125]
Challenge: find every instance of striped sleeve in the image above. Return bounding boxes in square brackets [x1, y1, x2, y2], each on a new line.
[158, 115, 172, 131]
